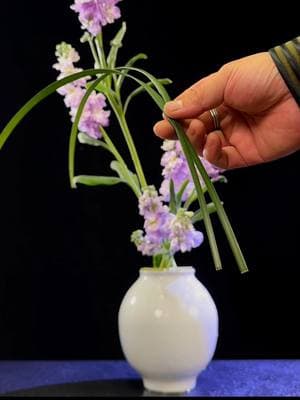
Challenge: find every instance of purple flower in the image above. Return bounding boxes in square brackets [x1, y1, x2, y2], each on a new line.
[53, 42, 110, 139]
[76, 92, 111, 139]
[132, 187, 204, 257]
[138, 186, 168, 218]
[132, 187, 172, 256]
[169, 209, 204, 254]
[159, 140, 225, 202]
[64, 85, 86, 109]
[71, 0, 122, 36]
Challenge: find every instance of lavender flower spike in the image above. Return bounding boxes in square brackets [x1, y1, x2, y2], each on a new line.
[53, 42, 110, 140]
[160, 140, 225, 202]
[71, 0, 122, 36]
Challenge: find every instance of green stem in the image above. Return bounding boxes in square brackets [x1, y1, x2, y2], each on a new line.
[95, 33, 107, 68]
[100, 127, 141, 197]
[95, 33, 112, 88]
[189, 146, 249, 274]
[171, 121, 222, 271]
[184, 189, 197, 210]
[106, 95, 147, 189]
[88, 38, 100, 68]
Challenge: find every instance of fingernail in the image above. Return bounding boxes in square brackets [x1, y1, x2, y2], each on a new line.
[203, 149, 208, 159]
[164, 100, 183, 113]
[153, 123, 159, 136]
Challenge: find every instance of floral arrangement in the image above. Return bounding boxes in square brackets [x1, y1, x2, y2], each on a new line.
[0, 0, 248, 273]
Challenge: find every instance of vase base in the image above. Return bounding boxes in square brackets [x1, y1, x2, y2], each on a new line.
[143, 376, 196, 394]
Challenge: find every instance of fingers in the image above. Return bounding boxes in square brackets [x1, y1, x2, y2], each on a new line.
[163, 67, 230, 120]
[153, 117, 191, 140]
[153, 105, 227, 142]
[154, 117, 208, 154]
[203, 132, 248, 169]
[153, 119, 178, 140]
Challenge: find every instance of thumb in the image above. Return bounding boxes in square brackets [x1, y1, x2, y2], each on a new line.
[164, 67, 230, 119]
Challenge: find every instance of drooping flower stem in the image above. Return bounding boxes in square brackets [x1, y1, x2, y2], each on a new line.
[172, 120, 248, 274]
[173, 124, 222, 271]
[190, 145, 249, 274]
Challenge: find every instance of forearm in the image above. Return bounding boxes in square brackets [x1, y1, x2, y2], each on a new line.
[269, 36, 300, 106]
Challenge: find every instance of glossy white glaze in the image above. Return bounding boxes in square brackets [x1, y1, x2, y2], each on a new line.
[118, 267, 218, 394]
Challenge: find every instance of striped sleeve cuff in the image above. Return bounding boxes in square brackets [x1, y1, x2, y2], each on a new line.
[269, 37, 300, 106]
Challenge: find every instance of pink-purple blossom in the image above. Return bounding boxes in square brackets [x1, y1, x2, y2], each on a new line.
[75, 92, 110, 139]
[53, 42, 110, 139]
[169, 209, 204, 253]
[131, 187, 204, 257]
[71, 0, 122, 36]
[160, 140, 224, 202]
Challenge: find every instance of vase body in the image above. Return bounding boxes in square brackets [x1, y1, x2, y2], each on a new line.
[118, 267, 218, 394]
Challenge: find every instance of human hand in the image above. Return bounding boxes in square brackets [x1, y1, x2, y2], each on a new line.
[154, 52, 300, 169]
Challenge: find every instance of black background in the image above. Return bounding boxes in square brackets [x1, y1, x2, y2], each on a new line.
[0, 1, 299, 360]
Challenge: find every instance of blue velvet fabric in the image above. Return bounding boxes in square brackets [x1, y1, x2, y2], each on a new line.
[1, 360, 300, 397]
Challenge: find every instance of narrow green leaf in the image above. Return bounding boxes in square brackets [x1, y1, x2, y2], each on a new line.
[107, 22, 127, 69]
[100, 127, 141, 197]
[124, 79, 172, 115]
[69, 74, 110, 188]
[0, 68, 113, 151]
[116, 53, 148, 91]
[181, 127, 249, 274]
[169, 179, 177, 214]
[192, 202, 222, 223]
[110, 160, 140, 193]
[175, 127, 223, 271]
[78, 132, 107, 148]
[73, 175, 123, 186]
[184, 189, 197, 210]
[176, 179, 190, 205]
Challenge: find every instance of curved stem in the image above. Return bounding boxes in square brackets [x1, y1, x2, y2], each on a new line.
[106, 95, 147, 189]
[95, 33, 107, 68]
[88, 38, 100, 68]
[100, 127, 141, 197]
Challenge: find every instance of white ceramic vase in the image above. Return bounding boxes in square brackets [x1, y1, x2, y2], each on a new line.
[118, 266, 218, 394]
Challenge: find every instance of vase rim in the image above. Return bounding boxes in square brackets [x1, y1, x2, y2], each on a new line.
[139, 266, 195, 275]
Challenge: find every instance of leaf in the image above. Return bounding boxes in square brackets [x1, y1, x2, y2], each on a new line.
[213, 175, 228, 184]
[124, 79, 172, 115]
[98, 128, 141, 197]
[0, 68, 111, 151]
[178, 124, 249, 274]
[107, 22, 127, 69]
[111, 160, 138, 185]
[116, 53, 148, 91]
[192, 202, 222, 223]
[73, 175, 123, 187]
[176, 179, 190, 205]
[78, 132, 106, 147]
[69, 74, 111, 188]
[169, 179, 177, 214]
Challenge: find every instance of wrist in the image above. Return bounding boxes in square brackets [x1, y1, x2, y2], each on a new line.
[268, 37, 300, 106]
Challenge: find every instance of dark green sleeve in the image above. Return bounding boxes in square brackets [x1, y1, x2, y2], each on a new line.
[269, 37, 300, 106]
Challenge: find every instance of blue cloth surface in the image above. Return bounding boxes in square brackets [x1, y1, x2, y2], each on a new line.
[0, 360, 300, 397]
